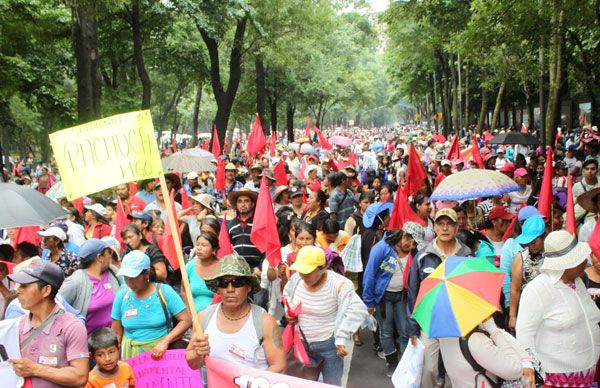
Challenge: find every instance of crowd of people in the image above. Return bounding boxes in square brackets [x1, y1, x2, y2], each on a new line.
[1, 125, 599, 388]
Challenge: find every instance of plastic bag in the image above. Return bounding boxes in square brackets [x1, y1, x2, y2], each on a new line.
[391, 339, 425, 388]
[340, 234, 363, 272]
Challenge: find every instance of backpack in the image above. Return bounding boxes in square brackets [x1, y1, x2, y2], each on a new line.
[200, 303, 265, 345]
[458, 330, 502, 388]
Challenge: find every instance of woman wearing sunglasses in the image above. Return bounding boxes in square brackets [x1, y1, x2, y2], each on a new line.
[186, 254, 286, 374]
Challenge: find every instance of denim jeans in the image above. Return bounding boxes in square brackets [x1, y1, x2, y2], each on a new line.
[374, 291, 408, 356]
[306, 336, 343, 386]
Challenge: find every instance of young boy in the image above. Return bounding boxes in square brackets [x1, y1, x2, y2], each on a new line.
[86, 328, 135, 388]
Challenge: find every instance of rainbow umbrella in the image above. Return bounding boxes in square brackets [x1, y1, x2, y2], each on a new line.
[412, 256, 505, 338]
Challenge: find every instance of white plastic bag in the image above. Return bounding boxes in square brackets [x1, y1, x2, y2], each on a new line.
[391, 339, 425, 388]
[340, 234, 363, 272]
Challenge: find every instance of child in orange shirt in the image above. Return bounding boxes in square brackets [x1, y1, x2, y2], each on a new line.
[86, 328, 135, 388]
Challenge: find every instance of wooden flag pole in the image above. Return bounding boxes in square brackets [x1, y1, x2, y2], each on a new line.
[158, 174, 202, 336]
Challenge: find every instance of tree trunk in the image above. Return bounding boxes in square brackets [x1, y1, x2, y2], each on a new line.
[464, 64, 469, 128]
[491, 82, 506, 131]
[72, 4, 101, 122]
[131, 0, 151, 109]
[199, 17, 247, 148]
[450, 54, 459, 133]
[269, 96, 277, 135]
[255, 56, 267, 135]
[430, 73, 438, 133]
[192, 82, 202, 147]
[545, 8, 565, 145]
[477, 87, 488, 133]
[286, 101, 295, 143]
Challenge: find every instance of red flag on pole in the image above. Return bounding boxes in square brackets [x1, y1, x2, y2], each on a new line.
[71, 197, 84, 216]
[589, 213, 600, 259]
[483, 131, 494, 142]
[471, 134, 484, 169]
[314, 125, 332, 150]
[115, 197, 129, 249]
[171, 137, 178, 153]
[502, 201, 526, 241]
[211, 124, 221, 158]
[247, 115, 267, 158]
[218, 219, 235, 258]
[537, 146, 554, 220]
[273, 160, 287, 186]
[405, 144, 427, 197]
[565, 175, 576, 236]
[214, 158, 226, 193]
[268, 131, 277, 157]
[521, 123, 527, 134]
[162, 190, 181, 270]
[250, 176, 282, 266]
[305, 116, 311, 140]
[446, 135, 461, 161]
[388, 186, 427, 230]
[13, 226, 41, 249]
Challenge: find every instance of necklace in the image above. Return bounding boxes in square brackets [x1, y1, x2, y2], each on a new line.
[220, 304, 251, 321]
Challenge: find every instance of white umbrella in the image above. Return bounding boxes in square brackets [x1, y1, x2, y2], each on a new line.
[161, 152, 216, 173]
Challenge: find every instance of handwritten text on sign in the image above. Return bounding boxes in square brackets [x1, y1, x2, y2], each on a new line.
[126, 349, 202, 388]
[50, 110, 163, 200]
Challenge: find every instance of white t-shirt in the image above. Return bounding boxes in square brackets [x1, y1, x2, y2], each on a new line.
[386, 253, 409, 292]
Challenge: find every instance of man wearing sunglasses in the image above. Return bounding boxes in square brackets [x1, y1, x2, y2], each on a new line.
[185, 254, 286, 373]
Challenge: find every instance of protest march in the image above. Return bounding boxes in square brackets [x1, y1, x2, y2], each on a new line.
[0, 110, 599, 388]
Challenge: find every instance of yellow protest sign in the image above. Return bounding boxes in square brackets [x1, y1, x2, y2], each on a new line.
[50, 110, 163, 200]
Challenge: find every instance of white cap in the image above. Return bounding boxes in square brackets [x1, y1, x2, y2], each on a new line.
[187, 171, 199, 180]
[441, 159, 452, 167]
[38, 226, 67, 242]
[84, 203, 108, 217]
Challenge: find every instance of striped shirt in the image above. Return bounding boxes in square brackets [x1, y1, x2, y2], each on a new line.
[227, 217, 263, 269]
[293, 272, 340, 343]
[329, 188, 355, 227]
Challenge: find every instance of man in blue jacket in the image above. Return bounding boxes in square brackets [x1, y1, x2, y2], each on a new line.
[363, 222, 425, 377]
[406, 208, 472, 388]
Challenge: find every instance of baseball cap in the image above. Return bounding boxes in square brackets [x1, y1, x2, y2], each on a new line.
[514, 168, 529, 177]
[289, 185, 303, 198]
[488, 206, 515, 221]
[37, 226, 67, 242]
[515, 216, 546, 245]
[84, 203, 108, 217]
[499, 162, 515, 172]
[8, 259, 64, 289]
[518, 206, 543, 221]
[440, 159, 451, 167]
[116, 250, 151, 278]
[289, 246, 326, 274]
[187, 172, 199, 180]
[434, 208, 458, 223]
[78, 238, 111, 264]
[225, 163, 236, 171]
[127, 211, 153, 222]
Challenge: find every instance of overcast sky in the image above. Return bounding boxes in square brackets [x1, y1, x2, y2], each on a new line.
[366, 0, 389, 13]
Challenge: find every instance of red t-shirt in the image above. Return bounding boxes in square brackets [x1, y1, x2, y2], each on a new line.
[124, 196, 147, 215]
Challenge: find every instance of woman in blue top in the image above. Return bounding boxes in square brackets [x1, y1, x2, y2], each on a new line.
[362, 222, 425, 376]
[111, 250, 191, 359]
[183, 232, 219, 312]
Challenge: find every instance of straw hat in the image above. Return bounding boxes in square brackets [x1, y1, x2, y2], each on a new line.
[541, 230, 590, 271]
[576, 187, 600, 213]
[228, 188, 258, 205]
[273, 185, 289, 201]
[190, 193, 213, 211]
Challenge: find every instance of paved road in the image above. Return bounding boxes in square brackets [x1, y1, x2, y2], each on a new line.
[347, 329, 395, 388]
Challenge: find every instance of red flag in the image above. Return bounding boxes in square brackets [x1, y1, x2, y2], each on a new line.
[211, 124, 221, 158]
[13, 226, 41, 249]
[115, 197, 129, 249]
[446, 135, 461, 161]
[180, 187, 192, 215]
[348, 151, 357, 167]
[305, 116, 311, 140]
[128, 181, 137, 196]
[273, 160, 287, 186]
[537, 146, 554, 220]
[162, 190, 181, 270]
[268, 131, 277, 157]
[247, 115, 267, 158]
[218, 219, 235, 258]
[71, 197, 84, 216]
[328, 159, 339, 172]
[171, 138, 178, 153]
[314, 125, 332, 150]
[565, 175, 576, 236]
[471, 134, 484, 169]
[250, 175, 282, 266]
[405, 144, 427, 197]
[214, 157, 226, 193]
[388, 186, 427, 229]
[502, 201, 526, 241]
[521, 123, 527, 134]
[483, 130, 494, 142]
[589, 212, 600, 259]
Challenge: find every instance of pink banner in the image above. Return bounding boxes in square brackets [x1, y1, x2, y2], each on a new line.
[205, 357, 336, 388]
[126, 350, 202, 388]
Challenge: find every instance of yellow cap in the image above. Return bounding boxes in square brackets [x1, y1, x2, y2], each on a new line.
[289, 246, 326, 274]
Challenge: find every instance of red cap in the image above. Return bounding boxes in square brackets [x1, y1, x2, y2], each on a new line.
[514, 168, 529, 177]
[488, 206, 515, 221]
[499, 162, 515, 172]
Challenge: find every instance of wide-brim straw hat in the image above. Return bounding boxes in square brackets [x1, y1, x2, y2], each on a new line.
[228, 188, 258, 205]
[205, 254, 261, 294]
[273, 185, 289, 201]
[190, 193, 213, 211]
[541, 230, 591, 272]
[576, 187, 600, 213]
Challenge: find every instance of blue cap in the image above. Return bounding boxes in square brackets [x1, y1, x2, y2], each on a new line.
[517, 206, 543, 222]
[127, 211, 153, 222]
[78, 239, 111, 263]
[117, 250, 151, 278]
[515, 216, 546, 245]
[363, 202, 393, 228]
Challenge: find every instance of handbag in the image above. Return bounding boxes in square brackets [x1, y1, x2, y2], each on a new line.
[284, 326, 324, 381]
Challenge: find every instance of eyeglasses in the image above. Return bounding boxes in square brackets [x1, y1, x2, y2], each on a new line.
[216, 278, 248, 289]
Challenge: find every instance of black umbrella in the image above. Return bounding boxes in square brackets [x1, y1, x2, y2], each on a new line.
[488, 131, 540, 146]
[0, 183, 68, 229]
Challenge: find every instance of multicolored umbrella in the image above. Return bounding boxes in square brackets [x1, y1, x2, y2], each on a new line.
[45, 180, 66, 202]
[328, 135, 353, 148]
[412, 256, 505, 338]
[430, 169, 521, 201]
